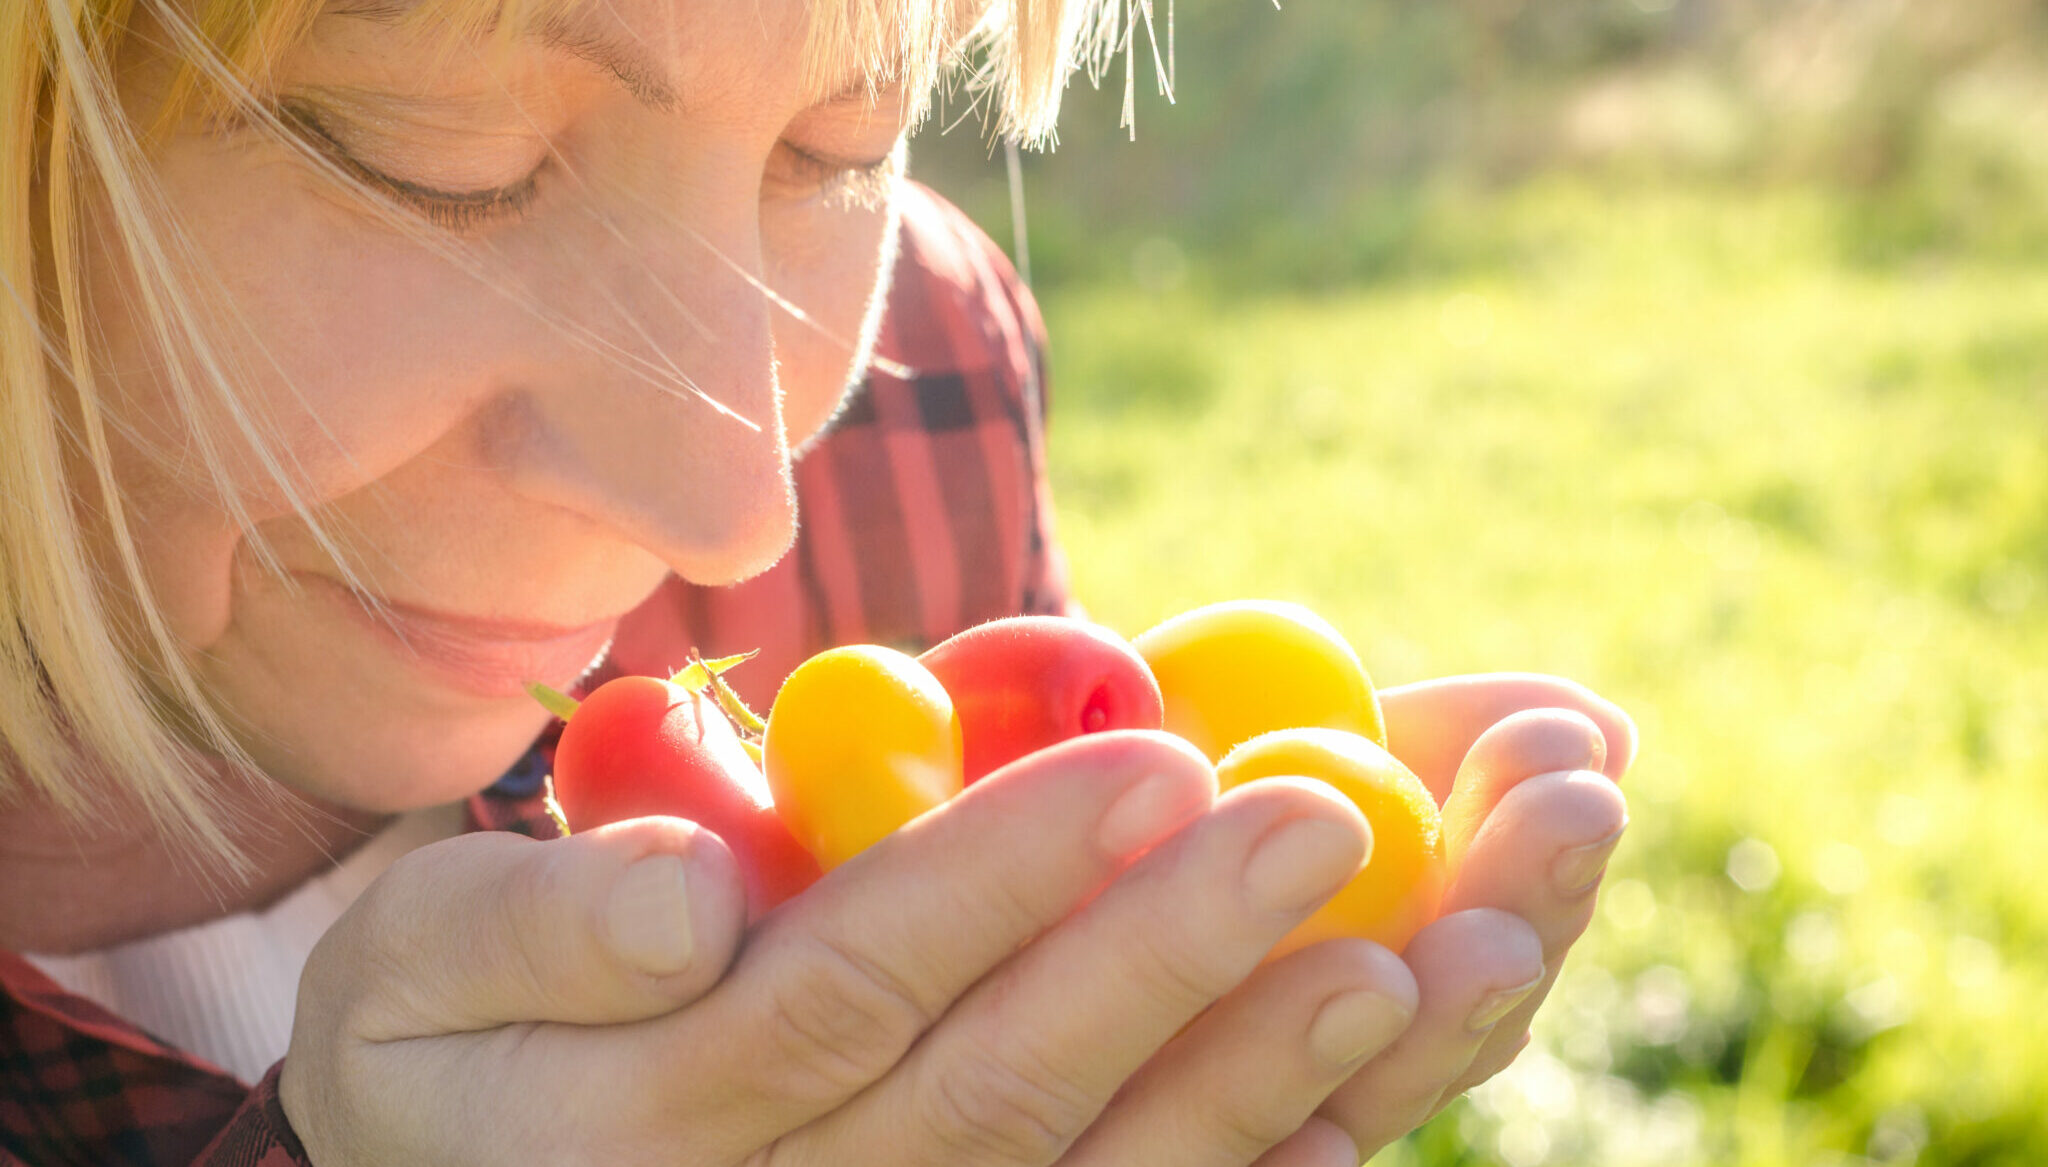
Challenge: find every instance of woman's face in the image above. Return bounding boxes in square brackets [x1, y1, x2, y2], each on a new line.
[83, 0, 915, 811]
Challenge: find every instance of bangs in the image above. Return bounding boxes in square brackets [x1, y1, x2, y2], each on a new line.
[158, 0, 595, 127]
[799, 0, 988, 133]
[160, 0, 1105, 144]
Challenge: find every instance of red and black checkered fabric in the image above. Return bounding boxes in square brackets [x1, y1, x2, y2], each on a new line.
[0, 793, 554, 1167]
[0, 183, 1068, 1164]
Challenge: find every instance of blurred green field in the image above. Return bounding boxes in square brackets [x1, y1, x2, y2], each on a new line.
[910, 3, 2047, 1159]
[1013, 180, 2045, 1164]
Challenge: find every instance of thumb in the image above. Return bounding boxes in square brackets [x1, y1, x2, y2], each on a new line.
[300, 817, 746, 1044]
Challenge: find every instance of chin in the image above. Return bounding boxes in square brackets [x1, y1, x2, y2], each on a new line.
[241, 702, 550, 816]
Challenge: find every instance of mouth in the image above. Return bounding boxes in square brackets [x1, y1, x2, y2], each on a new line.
[299, 573, 619, 699]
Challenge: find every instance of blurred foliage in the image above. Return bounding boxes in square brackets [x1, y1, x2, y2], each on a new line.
[908, 2, 2048, 1164]
[914, 0, 2048, 289]
[1030, 183, 2048, 1166]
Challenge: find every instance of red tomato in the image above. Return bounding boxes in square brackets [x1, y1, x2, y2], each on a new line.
[552, 674, 821, 918]
[919, 616, 1165, 784]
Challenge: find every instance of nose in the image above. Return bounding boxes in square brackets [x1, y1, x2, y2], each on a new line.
[486, 191, 796, 587]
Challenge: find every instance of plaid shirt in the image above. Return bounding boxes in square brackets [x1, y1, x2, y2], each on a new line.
[0, 182, 1069, 1166]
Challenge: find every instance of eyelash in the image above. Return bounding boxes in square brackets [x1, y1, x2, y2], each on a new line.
[278, 101, 542, 232]
[278, 100, 896, 227]
[781, 143, 900, 208]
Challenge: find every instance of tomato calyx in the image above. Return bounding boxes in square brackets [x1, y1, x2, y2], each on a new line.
[682, 650, 768, 743]
[520, 681, 587, 838]
[525, 648, 768, 840]
[526, 650, 764, 739]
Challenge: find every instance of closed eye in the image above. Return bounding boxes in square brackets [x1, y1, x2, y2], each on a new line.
[776, 141, 901, 208]
[278, 100, 544, 232]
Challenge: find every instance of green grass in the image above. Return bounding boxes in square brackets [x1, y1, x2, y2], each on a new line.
[1032, 178, 2048, 1165]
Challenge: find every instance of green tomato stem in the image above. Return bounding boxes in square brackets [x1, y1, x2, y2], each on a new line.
[683, 649, 768, 738]
[525, 681, 583, 722]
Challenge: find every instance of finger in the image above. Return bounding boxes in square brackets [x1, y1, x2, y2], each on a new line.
[799, 776, 1371, 1167]
[1443, 1026, 1535, 1103]
[1435, 769, 1628, 1098]
[1445, 769, 1629, 945]
[1065, 939, 1415, 1167]
[299, 817, 747, 1045]
[1319, 908, 1544, 1156]
[642, 730, 1218, 1158]
[1249, 1118, 1363, 1167]
[1440, 707, 1604, 868]
[1379, 673, 1638, 802]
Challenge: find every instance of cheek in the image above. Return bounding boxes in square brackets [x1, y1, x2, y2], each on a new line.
[75, 150, 531, 647]
[765, 192, 899, 448]
[91, 154, 515, 491]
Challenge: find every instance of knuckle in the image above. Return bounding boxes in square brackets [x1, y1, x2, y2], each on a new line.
[342, 855, 413, 937]
[1117, 922, 1241, 1014]
[333, 845, 570, 1041]
[1325, 1073, 1445, 1154]
[494, 855, 571, 999]
[1386, 1107, 1446, 1158]
[1449, 1028, 1532, 1098]
[1202, 1093, 1307, 1161]
[316, 862, 438, 1029]
[762, 933, 935, 1101]
[1370, 1095, 1448, 1153]
[949, 868, 1052, 950]
[923, 1037, 1097, 1164]
[1546, 899, 1599, 955]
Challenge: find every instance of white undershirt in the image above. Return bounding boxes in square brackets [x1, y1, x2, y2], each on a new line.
[23, 802, 466, 1084]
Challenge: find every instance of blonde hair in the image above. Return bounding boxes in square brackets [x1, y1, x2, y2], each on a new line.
[0, 0, 1159, 869]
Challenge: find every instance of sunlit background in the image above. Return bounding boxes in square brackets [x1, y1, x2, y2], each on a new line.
[914, 1, 2046, 1163]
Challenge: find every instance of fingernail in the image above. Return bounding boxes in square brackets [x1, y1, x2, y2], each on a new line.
[1243, 815, 1367, 916]
[1097, 772, 1202, 856]
[1308, 990, 1413, 1069]
[606, 854, 695, 976]
[1553, 821, 1627, 896]
[1467, 971, 1543, 1033]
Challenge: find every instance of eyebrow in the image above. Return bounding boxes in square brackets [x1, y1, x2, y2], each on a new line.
[328, 1, 681, 112]
[532, 14, 681, 111]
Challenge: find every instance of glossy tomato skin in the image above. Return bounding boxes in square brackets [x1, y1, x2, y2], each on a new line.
[552, 675, 821, 918]
[1133, 599, 1386, 764]
[1216, 727, 1446, 957]
[920, 616, 1166, 784]
[763, 645, 963, 869]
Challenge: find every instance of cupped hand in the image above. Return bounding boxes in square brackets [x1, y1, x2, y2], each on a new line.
[280, 675, 1634, 1167]
[279, 730, 1423, 1166]
[1316, 672, 1636, 1157]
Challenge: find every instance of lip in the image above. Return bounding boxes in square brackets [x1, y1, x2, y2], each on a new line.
[299, 573, 618, 699]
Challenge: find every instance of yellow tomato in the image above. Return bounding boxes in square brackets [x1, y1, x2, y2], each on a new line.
[1218, 727, 1446, 956]
[763, 645, 964, 869]
[1133, 599, 1385, 763]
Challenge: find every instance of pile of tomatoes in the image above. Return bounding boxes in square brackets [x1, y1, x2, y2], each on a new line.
[537, 601, 1446, 955]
